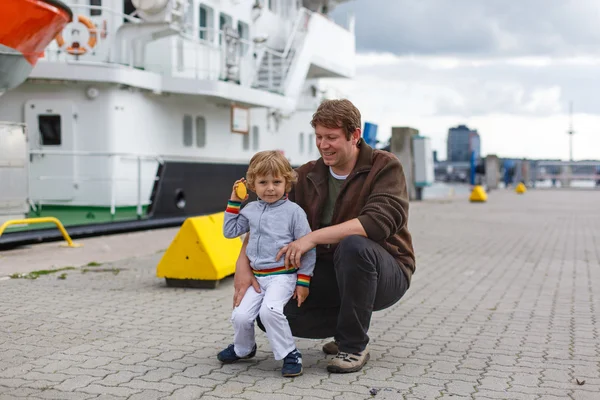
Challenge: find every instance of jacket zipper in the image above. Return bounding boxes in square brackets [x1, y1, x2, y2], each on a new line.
[256, 203, 267, 261]
[307, 174, 324, 229]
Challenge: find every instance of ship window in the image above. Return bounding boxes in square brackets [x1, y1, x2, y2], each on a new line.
[183, 115, 193, 147]
[280, 0, 289, 18]
[252, 126, 259, 150]
[38, 115, 62, 146]
[123, 0, 135, 22]
[199, 4, 214, 41]
[90, 0, 102, 16]
[195, 116, 206, 148]
[242, 132, 250, 150]
[299, 132, 304, 154]
[308, 133, 314, 153]
[177, 38, 184, 71]
[219, 13, 232, 45]
[237, 21, 249, 55]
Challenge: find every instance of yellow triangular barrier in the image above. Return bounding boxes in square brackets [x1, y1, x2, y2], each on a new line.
[156, 212, 242, 288]
[515, 182, 527, 194]
[469, 185, 488, 202]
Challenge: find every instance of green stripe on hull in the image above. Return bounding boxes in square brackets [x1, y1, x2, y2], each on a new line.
[3, 205, 148, 233]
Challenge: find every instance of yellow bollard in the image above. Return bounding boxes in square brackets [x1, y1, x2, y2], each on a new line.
[469, 185, 488, 202]
[515, 182, 527, 194]
[156, 212, 242, 288]
[0, 217, 82, 247]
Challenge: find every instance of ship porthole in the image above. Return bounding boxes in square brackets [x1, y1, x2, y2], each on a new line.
[175, 189, 186, 210]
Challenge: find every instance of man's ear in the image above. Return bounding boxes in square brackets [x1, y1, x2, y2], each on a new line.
[352, 128, 362, 145]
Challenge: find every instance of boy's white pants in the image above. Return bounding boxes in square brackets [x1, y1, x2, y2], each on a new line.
[231, 273, 297, 360]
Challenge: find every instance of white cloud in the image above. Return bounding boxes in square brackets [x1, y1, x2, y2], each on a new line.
[326, 1, 600, 161]
[332, 0, 600, 57]
[322, 54, 599, 161]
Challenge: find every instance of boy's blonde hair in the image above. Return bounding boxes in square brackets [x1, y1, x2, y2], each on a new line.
[246, 150, 297, 192]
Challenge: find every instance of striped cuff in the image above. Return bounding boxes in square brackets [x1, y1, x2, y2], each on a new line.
[226, 200, 241, 214]
[297, 274, 311, 287]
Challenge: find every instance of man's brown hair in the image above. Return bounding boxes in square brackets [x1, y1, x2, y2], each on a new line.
[310, 99, 362, 140]
[246, 150, 297, 192]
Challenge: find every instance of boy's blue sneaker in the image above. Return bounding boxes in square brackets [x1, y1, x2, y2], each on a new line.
[281, 349, 303, 377]
[217, 344, 257, 363]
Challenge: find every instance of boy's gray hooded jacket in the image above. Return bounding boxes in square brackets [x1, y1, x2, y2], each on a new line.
[223, 197, 316, 283]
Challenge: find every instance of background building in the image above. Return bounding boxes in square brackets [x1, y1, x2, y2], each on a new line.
[447, 125, 480, 162]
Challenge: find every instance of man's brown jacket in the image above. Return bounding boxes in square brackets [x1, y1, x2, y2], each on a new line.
[289, 139, 416, 284]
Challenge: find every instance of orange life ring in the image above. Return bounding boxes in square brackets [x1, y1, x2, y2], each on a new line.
[55, 15, 97, 56]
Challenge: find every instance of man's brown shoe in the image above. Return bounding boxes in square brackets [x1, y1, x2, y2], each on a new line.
[326, 349, 370, 373]
[322, 340, 339, 355]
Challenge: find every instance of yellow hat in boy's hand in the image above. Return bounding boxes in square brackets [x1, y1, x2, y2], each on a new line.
[236, 181, 247, 200]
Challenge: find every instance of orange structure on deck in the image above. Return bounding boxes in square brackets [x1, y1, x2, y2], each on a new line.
[0, 0, 72, 92]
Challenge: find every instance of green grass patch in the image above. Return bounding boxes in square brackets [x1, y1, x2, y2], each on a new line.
[81, 267, 120, 275]
[10, 266, 76, 280]
[86, 261, 103, 267]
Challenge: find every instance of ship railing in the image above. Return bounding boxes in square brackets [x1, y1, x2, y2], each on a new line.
[42, 4, 141, 63]
[27, 150, 163, 219]
[64, 3, 142, 23]
[530, 161, 600, 189]
[44, 4, 313, 94]
[254, 8, 312, 93]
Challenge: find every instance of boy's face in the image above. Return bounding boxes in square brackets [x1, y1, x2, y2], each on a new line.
[254, 173, 286, 203]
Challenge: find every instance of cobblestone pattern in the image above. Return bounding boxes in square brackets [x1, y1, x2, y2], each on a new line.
[1, 190, 599, 399]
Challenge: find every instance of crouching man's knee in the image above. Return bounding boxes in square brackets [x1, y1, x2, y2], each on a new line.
[334, 235, 377, 275]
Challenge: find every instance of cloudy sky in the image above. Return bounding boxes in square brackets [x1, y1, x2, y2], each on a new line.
[328, 0, 600, 161]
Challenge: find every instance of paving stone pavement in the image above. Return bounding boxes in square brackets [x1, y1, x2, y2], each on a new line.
[1, 189, 599, 400]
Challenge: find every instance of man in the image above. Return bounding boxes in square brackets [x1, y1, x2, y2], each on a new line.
[232, 99, 415, 373]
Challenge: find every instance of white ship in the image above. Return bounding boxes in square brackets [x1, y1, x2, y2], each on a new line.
[0, 0, 356, 245]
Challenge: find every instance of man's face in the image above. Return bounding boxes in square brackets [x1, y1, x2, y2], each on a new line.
[315, 125, 360, 171]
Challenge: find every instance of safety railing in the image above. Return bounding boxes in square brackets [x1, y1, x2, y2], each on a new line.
[42, 4, 255, 87]
[43, 3, 313, 95]
[27, 150, 163, 218]
[41, 4, 140, 63]
[530, 161, 600, 189]
[0, 217, 81, 247]
[254, 8, 312, 93]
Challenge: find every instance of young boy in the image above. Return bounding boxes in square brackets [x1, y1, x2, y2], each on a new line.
[218, 150, 316, 377]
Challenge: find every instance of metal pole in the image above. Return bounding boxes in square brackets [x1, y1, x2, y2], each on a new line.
[469, 150, 476, 186]
[110, 155, 116, 217]
[137, 156, 142, 219]
[569, 134, 573, 162]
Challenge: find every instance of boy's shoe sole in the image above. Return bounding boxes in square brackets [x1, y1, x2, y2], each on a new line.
[282, 367, 303, 377]
[217, 344, 257, 363]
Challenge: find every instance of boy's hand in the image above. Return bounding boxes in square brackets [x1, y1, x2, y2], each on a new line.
[230, 178, 249, 202]
[293, 286, 309, 307]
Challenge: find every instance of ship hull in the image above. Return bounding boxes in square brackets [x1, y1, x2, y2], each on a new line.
[0, 160, 255, 249]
